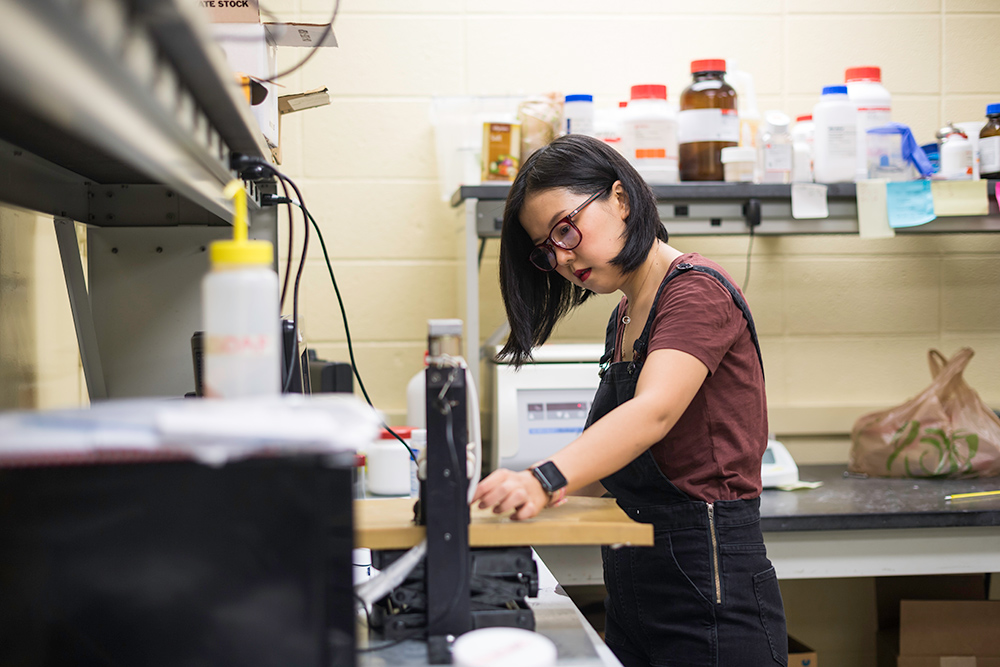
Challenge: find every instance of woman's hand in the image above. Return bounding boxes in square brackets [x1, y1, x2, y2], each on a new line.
[471, 468, 549, 521]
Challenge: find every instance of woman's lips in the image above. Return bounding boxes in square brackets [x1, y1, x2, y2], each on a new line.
[575, 268, 591, 282]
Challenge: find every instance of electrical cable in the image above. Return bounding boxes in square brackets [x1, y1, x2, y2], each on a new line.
[742, 224, 755, 293]
[282, 197, 415, 462]
[258, 0, 340, 84]
[477, 238, 486, 270]
[278, 177, 294, 311]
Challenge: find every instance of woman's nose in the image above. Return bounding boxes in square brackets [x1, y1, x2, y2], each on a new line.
[552, 244, 575, 266]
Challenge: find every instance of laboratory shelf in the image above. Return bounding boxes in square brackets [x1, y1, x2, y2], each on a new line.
[0, 0, 270, 226]
[453, 180, 1000, 238]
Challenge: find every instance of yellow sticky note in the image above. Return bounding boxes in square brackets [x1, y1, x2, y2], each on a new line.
[931, 180, 989, 217]
[856, 179, 894, 239]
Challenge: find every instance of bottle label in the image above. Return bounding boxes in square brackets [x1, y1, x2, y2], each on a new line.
[631, 121, 678, 160]
[678, 108, 739, 143]
[764, 144, 793, 172]
[825, 125, 857, 158]
[857, 107, 891, 129]
[980, 135, 1000, 173]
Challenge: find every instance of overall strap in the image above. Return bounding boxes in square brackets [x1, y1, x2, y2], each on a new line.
[633, 262, 765, 378]
[598, 303, 620, 377]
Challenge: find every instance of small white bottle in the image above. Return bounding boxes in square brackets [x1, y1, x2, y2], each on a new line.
[846, 66, 892, 182]
[938, 125, 974, 180]
[202, 181, 280, 398]
[756, 110, 793, 184]
[812, 86, 858, 183]
[622, 84, 679, 184]
[564, 94, 595, 136]
[593, 102, 628, 157]
[791, 115, 815, 182]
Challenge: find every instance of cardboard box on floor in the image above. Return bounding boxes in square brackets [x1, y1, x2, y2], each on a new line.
[789, 635, 818, 667]
[897, 600, 1000, 667]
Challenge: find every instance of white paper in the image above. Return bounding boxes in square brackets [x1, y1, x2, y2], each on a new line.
[855, 179, 895, 238]
[791, 183, 829, 219]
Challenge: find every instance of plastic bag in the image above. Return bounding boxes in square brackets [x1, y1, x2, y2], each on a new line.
[849, 348, 1000, 479]
[517, 94, 562, 162]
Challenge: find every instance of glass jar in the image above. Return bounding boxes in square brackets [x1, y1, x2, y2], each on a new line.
[678, 59, 739, 181]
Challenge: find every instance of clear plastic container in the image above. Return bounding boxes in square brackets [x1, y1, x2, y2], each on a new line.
[812, 86, 857, 183]
[679, 59, 739, 181]
[622, 84, 679, 184]
[756, 110, 793, 184]
[721, 146, 755, 182]
[564, 94, 595, 136]
[980, 103, 1000, 179]
[846, 66, 892, 182]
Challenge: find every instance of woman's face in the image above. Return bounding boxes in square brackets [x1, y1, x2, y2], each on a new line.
[520, 184, 629, 295]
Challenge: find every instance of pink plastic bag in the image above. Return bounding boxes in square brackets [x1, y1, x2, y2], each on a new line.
[849, 348, 1000, 479]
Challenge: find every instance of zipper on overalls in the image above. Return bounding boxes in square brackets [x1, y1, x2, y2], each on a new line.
[707, 503, 722, 604]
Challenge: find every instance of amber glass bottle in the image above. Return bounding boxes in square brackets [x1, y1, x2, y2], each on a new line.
[979, 103, 1000, 179]
[679, 59, 739, 181]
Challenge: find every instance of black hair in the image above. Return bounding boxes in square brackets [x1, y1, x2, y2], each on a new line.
[496, 134, 668, 367]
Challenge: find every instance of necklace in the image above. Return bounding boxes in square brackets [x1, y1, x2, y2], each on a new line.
[622, 250, 659, 332]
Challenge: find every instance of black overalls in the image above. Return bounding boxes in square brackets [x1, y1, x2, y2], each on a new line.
[586, 263, 787, 667]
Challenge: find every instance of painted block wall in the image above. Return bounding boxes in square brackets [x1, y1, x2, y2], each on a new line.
[272, 0, 1000, 453]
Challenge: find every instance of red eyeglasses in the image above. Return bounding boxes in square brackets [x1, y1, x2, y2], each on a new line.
[528, 187, 610, 272]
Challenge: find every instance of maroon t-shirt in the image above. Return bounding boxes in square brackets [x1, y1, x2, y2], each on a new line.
[613, 253, 767, 501]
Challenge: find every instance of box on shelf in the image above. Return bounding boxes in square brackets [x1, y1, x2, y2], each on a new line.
[204, 0, 336, 155]
[273, 87, 331, 164]
[789, 635, 818, 667]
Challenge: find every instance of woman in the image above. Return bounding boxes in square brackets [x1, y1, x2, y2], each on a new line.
[471, 135, 787, 667]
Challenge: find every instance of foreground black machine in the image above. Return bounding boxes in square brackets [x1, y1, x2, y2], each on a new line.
[370, 319, 539, 664]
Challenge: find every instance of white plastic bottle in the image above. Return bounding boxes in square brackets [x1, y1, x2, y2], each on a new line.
[791, 115, 815, 182]
[622, 84, 679, 184]
[202, 181, 281, 397]
[593, 102, 628, 157]
[845, 66, 892, 181]
[756, 110, 793, 184]
[938, 125, 974, 180]
[564, 94, 595, 136]
[812, 86, 858, 183]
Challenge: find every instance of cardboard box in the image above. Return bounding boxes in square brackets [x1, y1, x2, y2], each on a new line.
[900, 600, 1000, 658]
[273, 87, 331, 164]
[204, 1, 336, 153]
[789, 635, 818, 667]
[876, 575, 988, 631]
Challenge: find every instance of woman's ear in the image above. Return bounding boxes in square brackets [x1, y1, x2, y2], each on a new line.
[612, 180, 630, 220]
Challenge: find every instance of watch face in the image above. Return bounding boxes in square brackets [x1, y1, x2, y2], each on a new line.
[533, 461, 567, 492]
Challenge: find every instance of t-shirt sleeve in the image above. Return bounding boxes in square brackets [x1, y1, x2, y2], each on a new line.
[647, 272, 744, 376]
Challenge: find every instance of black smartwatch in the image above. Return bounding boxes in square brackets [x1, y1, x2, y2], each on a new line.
[530, 461, 567, 495]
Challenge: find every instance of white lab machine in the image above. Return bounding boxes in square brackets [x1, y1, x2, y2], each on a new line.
[492, 343, 799, 487]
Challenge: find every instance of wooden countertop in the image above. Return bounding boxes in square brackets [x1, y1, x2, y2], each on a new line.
[355, 496, 654, 550]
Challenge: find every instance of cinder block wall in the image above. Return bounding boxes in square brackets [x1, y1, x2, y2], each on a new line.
[276, 0, 1000, 457]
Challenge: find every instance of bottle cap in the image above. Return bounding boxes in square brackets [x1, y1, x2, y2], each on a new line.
[630, 84, 667, 101]
[987, 103, 1000, 116]
[210, 180, 274, 265]
[619, 101, 628, 108]
[822, 85, 848, 95]
[380, 427, 415, 440]
[796, 115, 813, 122]
[565, 94, 593, 103]
[691, 59, 726, 74]
[763, 110, 791, 131]
[845, 66, 881, 82]
[720, 146, 756, 163]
